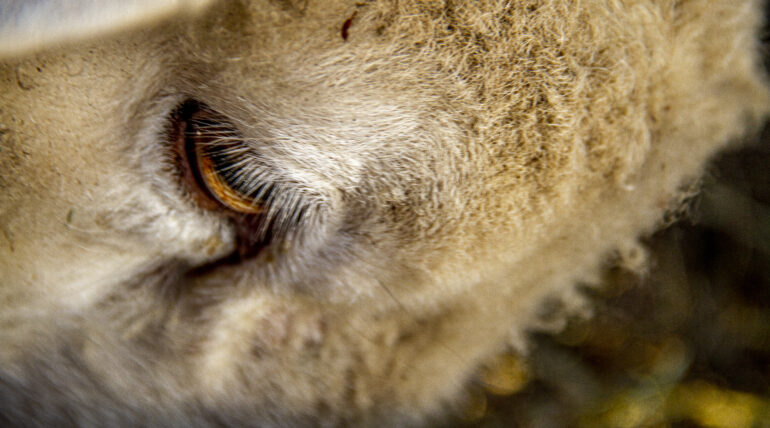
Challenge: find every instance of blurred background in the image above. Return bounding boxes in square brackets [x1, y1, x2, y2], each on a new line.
[448, 20, 770, 428]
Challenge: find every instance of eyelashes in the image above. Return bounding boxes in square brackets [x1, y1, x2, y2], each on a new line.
[169, 99, 314, 258]
[186, 108, 265, 215]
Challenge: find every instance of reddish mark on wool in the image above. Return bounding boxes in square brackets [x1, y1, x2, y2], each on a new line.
[341, 10, 357, 41]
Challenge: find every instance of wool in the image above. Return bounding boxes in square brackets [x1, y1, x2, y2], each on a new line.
[0, 0, 767, 426]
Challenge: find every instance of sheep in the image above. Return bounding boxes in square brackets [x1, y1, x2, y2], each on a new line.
[0, 0, 767, 426]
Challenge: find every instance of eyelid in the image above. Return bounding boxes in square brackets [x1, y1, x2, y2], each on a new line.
[195, 149, 263, 214]
[168, 99, 320, 260]
[171, 99, 262, 215]
[186, 114, 263, 215]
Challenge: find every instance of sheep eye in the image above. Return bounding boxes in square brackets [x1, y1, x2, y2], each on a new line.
[172, 100, 264, 215]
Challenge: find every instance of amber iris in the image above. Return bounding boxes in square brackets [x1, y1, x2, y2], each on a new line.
[182, 105, 263, 215]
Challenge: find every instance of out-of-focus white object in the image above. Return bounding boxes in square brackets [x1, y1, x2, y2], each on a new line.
[0, 0, 213, 58]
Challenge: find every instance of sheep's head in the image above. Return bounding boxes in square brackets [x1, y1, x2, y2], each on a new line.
[0, 0, 767, 425]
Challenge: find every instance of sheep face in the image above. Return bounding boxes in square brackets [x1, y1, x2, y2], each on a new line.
[0, 0, 767, 425]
